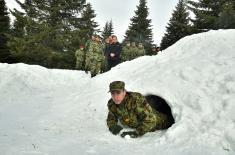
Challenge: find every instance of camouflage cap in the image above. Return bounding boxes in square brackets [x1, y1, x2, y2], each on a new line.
[109, 81, 125, 92]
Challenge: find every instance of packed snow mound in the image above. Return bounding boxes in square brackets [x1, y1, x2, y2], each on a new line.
[0, 29, 235, 155]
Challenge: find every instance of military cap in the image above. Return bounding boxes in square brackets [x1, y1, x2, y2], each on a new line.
[109, 81, 125, 92]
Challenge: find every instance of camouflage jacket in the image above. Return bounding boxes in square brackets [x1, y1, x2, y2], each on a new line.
[75, 49, 85, 61]
[137, 47, 146, 57]
[86, 40, 103, 62]
[120, 46, 132, 62]
[106, 92, 158, 136]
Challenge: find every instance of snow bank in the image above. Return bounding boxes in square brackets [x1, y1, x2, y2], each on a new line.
[0, 29, 235, 155]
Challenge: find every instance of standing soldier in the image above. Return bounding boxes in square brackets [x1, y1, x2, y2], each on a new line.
[103, 36, 112, 72]
[85, 34, 103, 77]
[107, 35, 122, 70]
[75, 45, 85, 70]
[151, 45, 158, 55]
[137, 42, 145, 57]
[130, 41, 138, 60]
[120, 40, 132, 62]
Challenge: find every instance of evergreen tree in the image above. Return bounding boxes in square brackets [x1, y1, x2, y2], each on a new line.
[10, 9, 25, 38]
[80, 3, 99, 40]
[8, 0, 88, 69]
[0, 0, 11, 63]
[125, 0, 153, 53]
[215, 2, 235, 29]
[108, 20, 114, 36]
[160, 0, 192, 50]
[101, 20, 114, 39]
[188, 0, 235, 31]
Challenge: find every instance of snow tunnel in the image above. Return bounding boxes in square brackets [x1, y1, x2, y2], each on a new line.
[145, 94, 175, 128]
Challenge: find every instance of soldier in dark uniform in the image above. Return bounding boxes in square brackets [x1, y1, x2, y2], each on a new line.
[106, 81, 170, 138]
[107, 35, 122, 70]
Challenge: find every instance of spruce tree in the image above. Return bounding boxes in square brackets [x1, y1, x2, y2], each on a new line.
[80, 3, 99, 39]
[125, 0, 153, 53]
[10, 9, 25, 38]
[215, 2, 235, 29]
[8, 0, 88, 69]
[0, 0, 11, 63]
[101, 20, 114, 39]
[188, 0, 235, 31]
[160, 0, 191, 50]
[108, 20, 114, 36]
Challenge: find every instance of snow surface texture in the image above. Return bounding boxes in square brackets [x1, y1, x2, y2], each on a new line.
[0, 30, 235, 155]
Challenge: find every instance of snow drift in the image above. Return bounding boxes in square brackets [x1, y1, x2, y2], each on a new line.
[0, 29, 235, 155]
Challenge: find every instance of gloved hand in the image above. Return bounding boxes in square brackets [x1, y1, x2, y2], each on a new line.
[109, 125, 123, 135]
[120, 131, 138, 138]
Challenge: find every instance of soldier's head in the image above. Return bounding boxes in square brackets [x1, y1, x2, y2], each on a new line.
[109, 36, 113, 43]
[112, 35, 118, 43]
[91, 34, 96, 41]
[138, 43, 143, 48]
[109, 81, 126, 104]
[156, 47, 161, 52]
[95, 35, 101, 42]
[131, 42, 136, 47]
[105, 37, 110, 44]
[152, 45, 157, 51]
[125, 40, 130, 46]
[80, 45, 84, 50]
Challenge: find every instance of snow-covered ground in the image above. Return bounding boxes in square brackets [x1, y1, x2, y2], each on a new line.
[0, 30, 235, 155]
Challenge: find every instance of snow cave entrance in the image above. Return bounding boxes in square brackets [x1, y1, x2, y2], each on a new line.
[145, 94, 175, 128]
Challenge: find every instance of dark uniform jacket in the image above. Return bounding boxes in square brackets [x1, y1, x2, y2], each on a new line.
[107, 42, 122, 60]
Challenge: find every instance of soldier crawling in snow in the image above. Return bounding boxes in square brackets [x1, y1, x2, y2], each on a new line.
[106, 81, 171, 138]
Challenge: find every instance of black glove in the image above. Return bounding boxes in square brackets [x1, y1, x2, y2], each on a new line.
[120, 131, 138, 138]
[109, 125, 123, 135]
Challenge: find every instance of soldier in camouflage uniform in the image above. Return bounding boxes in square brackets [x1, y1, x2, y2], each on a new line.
[130, 41, 139, 60]
[120, 40, 132, 62]
[75, 45, 85, 70]
[106, 81, 170, 138]
[85, 35, 104, 77]
[137, 43, 146, 57]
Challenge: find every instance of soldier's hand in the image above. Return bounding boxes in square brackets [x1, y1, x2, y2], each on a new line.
[109, 125, 123, 135]
[120, 131, 138, 138]
[110, 53, 115, 57]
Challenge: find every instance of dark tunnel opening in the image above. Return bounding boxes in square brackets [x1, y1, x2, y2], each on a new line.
[145, 94, 175, 129]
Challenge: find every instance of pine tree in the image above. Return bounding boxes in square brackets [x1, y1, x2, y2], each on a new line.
[80, 3, 99, 39]
[10, 9, 25, 38]
[8, 0, 88, 69]
[160, 0, 192, 50]
[215, 2, 235, 29]
[101, 20, 114, 39]
[125, 0, 153, 52]
[188, 0, 235, 31]
[0, 0, 11, 63]
[108, 20, 114, 36]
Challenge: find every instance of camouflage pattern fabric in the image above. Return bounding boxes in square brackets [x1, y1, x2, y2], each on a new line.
[100, 42, 107, 73]
[120, 46, 132, 62]
[106, 92, 169, 136]
[85, 40, 104, 77]
[75, 49, 85, 70]
[109, 81, 125, 92]
[130, 46, 139, 60]
[137, 47, 146, 57]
